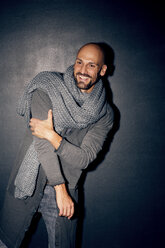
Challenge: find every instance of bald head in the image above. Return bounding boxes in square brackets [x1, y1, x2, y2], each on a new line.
[77, 43, 105, 65]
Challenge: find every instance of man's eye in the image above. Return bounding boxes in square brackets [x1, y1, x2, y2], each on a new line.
[77, 61, 81, 64]
[90, 64, 95, 68]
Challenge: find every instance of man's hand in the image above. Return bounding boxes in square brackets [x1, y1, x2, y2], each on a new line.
[29, 109, 54, 139]
[54, 184, 74, 219]
[29, 110, 62, 150]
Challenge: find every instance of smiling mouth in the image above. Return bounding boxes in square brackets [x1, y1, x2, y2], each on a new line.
[78, 75, 91, 82]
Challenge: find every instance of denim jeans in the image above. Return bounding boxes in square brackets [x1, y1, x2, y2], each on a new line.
[39, 185, 58, 248]
[39, 185, 78, 248]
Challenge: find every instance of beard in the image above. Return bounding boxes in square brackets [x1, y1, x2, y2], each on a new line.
[74, 72, 100, 91]
[75, 79, 95, 90]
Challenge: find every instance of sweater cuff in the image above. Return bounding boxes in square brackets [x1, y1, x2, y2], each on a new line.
[54, 138, 67, 153]
[47, 179, 66, 187]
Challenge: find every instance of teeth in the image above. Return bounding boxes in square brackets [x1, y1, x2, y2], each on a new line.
[79, 76, 88, 80]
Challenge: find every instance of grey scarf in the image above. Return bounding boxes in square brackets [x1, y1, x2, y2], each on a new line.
[14, 65, 107, 199]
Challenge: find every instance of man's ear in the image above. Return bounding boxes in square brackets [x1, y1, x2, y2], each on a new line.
[100, 65, 107, 76]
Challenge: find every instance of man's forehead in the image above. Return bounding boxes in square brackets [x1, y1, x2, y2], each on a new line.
[78, 44, 102, 55]
[76, 45, 103, 64]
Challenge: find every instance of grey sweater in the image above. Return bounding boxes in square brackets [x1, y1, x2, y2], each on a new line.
[32, 89, 114, 189]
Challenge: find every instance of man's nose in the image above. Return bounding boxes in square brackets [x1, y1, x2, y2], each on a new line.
[80, 64, 87, 74]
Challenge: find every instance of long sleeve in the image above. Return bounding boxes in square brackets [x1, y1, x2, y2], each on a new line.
[56, 105, 114, 170]
[31, 89, 65, 186]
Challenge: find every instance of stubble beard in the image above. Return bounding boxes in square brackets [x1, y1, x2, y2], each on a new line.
[74, 73, 100, 91]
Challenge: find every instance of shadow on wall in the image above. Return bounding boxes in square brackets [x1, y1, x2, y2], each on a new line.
[76, 42, 121, 248]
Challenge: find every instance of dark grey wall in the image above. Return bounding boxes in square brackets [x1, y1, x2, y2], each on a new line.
[0, 0, 164, 247]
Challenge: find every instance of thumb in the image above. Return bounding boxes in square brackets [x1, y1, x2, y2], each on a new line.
[47, 109, 53, 121]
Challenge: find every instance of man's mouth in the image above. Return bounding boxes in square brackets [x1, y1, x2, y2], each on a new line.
[76, 73, 91, 82]
[79, 75, 90, 81]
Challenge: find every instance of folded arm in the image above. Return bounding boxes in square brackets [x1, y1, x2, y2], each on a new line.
[30, 104, 114, 171]
[31, 89, 74, 219]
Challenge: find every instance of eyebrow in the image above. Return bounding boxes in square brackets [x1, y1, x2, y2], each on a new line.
[76, 58, 99, 66]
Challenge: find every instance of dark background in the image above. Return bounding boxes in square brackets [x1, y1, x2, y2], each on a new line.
[0, 0, 164, 247]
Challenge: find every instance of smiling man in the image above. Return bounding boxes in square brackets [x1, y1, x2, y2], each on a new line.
[0, 43, 114, 248]
[74, 44, 107, 92]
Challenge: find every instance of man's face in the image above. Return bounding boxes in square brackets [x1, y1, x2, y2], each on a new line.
[74, 45, 107, 93]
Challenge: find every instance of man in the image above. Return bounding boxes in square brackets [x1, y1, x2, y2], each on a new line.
[0, 43, 114, 248]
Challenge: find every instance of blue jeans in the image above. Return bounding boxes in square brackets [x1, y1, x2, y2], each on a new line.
[39, 185, 78, 248]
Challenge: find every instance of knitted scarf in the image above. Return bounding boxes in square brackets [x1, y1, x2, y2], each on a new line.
[14, 65, 107, 199]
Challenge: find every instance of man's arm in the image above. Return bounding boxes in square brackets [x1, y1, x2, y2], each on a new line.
[30, 104, 114, 171]
[31, 89, 74, 219]
[56, 105, 114, 170]
[31, 89, 65, 185]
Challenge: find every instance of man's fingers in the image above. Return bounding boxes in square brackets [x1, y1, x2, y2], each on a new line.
[58, 203, 74, 219]
[66, 202, 74, 219]
[68, 204, 74, 219]
[59, 206, 69, 217]
[48, 109, 53, 121]
[58, 207, 63, 216]
[66, 205, 71, 218]
[62, 207, 67, 217]
[29, 118, 37, 128]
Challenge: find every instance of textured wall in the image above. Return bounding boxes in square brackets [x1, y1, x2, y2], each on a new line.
[0, 0, 164, 247]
